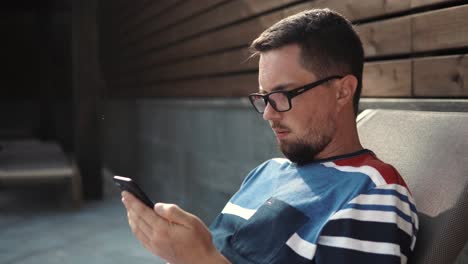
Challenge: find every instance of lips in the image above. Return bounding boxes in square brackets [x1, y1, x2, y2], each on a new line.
[275, 131, 289, 140]
[272, 128, 290, 140]
[271, 123, 290, 140]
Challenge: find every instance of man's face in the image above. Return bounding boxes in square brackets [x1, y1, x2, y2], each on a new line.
[258, 44, 338, 164]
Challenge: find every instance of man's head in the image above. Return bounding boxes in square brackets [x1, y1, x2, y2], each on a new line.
[249, 9, 364, 164]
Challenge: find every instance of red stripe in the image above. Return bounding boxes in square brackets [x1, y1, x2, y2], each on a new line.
[333, 152, 409, 190]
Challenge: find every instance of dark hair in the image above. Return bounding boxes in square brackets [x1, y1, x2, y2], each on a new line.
[250, 9, 364, 115]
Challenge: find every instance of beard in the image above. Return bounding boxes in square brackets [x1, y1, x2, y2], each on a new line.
[274, 116, 335, 165]
[279, 134, 332, 165]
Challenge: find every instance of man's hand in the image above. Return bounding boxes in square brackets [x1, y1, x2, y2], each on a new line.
[121, 191, 230, 264]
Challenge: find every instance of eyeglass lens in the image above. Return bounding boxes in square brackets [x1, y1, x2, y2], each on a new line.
[251, 93, 290, 113]
[269, 93, 289, 111]
[251, 95, 266, 113]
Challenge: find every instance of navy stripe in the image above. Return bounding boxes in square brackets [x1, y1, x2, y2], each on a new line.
[344, 203, 412, 223]
[367, 188, 417, 213]
[344, 203, 418, 237]
[315, 244, 401, 264]
[321, 219, 411, 257]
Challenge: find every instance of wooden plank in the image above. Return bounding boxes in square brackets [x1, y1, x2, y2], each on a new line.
[357, 16, 411, 57]
[118, 0, 415, 72]
[362, 60, 412, 97]
[413, 4, 468, 52]
[123, 48, 257, 83]
[115, 0, 154, 24]
[112, 73, 258, 97]
[127, 2, 467, 62]
[413, 54, 468, 96]
[284, 0, 411, 22]
[124, 0, 298, 57]
[120, 0, 219, 43]
[119, 10, 284, 73]
[120, 0, 182, 32]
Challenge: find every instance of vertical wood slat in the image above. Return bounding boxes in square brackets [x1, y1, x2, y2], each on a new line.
[357, 16, 412, 57]
[413, 4, 468, 52]
[414, 54, 468, 96]
[72, 0, 103, 199]
[359, 3, 468, 57]
[362, 60, 412, 97]
[363, 54, 468, 97]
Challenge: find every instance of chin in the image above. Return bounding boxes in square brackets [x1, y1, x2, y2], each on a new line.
[279, 137, 330, 165]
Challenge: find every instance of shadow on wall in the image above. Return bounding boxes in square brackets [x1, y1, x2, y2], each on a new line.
[101, 98, 280, 223]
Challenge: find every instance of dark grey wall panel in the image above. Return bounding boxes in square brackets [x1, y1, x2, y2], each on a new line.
[102, 98, 281, 223]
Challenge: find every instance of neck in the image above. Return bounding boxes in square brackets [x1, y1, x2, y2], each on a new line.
[315, 113, 363, 160]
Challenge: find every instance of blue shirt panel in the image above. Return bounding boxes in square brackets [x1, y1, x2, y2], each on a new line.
[228, 158, 375, 243]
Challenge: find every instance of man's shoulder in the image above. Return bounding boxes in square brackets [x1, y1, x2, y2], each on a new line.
[323, 150, 409, 189]
[252, 157, 292, 174]
[239, 158, 288, 187]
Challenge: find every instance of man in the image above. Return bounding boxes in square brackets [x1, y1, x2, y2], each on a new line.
[121, 8, 418, 264]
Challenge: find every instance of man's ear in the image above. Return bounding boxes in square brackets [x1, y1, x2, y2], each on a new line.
[336, 75, 358, 110]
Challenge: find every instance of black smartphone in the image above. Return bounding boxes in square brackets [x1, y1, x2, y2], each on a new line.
[113, 175, 154, 208]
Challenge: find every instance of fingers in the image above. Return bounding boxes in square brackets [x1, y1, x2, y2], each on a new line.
[129, 218, 168, 257]
[123, 192, 167, 253]
[154, 203, 195, 228]
[130, 218, 152, 248]
[127, 207, 153, 237]
[123, 191, 158, 222]
[122, 191, 160, 236]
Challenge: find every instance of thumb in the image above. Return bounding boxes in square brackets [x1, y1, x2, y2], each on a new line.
[154, 203, 194, 227]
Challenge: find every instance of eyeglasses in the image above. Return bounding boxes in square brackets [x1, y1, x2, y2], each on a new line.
[248, 75, 343, 114]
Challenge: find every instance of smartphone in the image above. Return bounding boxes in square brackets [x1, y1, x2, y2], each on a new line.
[113, 176, 154, 208]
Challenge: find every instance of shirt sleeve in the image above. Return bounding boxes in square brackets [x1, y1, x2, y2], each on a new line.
[313, 184, 418, 264]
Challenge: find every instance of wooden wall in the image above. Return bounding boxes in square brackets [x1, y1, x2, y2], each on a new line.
[99, 0, 468, 98]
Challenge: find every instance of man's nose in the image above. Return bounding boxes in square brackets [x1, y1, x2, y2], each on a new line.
[263, 102, 281, 121]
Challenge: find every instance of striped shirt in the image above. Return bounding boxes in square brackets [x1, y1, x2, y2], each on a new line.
[210, 149, 418, 264]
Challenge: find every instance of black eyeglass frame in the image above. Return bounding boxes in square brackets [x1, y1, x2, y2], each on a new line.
[248, 75, 343, 113]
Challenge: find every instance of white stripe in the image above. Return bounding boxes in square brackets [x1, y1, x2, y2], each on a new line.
[221, 202, 256, 220]
[285, 233, 317, 260]
[322, 162, 386, 185]
[330, 208, 413, 236]
[377, 184, 416, 205]
[350, 194, 413, 219]
[318, 236, 401, 257]
[411, 235, 417, 251]
[401, 253, 408, 264]
[350, 193, 419, 230]
[376, 184, 419, 229]
[271, 158, 289, 164]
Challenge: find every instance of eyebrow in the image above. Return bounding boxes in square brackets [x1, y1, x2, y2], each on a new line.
[258, 83, 296, 93]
